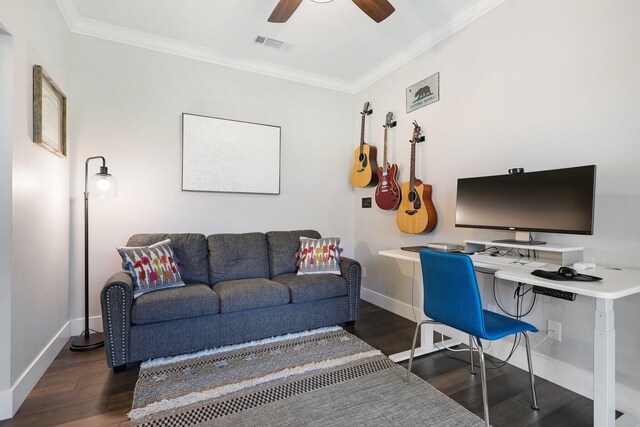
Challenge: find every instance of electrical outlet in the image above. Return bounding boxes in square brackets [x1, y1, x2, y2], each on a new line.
[488, 304, 498, 313]
[548, 320, 562, 342]
[362, 268, 367, 278]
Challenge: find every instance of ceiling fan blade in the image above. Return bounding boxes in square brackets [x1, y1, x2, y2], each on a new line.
[268, 0, 303, 23]
[352, 0, 395, 23]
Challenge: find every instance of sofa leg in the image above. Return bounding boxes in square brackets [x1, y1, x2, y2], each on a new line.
[113, 365, 127, 374]
[343, 321, 356, 327]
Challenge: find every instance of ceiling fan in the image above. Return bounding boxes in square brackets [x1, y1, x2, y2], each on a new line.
[268, 0, 395, 24]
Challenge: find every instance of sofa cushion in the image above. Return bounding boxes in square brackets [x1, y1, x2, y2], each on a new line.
[207, 233, 270, 284]
[266, 230, 321, 277]
[127, 233, 208, 284]
[272, 273, 348, 304]
[118, 239, 184, 298]
[131, 284, 219, 325]
[213, 278, 290, 313]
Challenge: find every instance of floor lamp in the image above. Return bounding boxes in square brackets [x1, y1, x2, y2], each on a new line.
[70, 156, 117, 352]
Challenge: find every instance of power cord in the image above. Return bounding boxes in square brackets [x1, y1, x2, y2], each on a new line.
[532, 330, 555, 350]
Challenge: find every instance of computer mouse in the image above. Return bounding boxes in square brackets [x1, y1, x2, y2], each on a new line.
[558, 266, 578, 277]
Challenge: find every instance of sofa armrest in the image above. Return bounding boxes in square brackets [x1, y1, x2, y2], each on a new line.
[100, 271, 134, 368]
[340, 257, 361, 321]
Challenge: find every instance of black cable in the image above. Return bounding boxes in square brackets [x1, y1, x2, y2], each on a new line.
[520, 293, 537, 317]
[474, 246, 499, 254]
[493, 276, 519, 317]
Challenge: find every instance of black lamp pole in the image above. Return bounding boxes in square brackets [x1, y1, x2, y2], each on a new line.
[70, 156, 113, 351]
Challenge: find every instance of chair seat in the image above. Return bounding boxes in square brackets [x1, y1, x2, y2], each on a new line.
[482, 309, 538, 341]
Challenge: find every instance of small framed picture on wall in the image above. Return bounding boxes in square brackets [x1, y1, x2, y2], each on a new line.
[33, 65, 67, 157]
[406, 72, 440, 113]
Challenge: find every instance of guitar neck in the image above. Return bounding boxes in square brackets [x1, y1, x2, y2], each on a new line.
[409, 142, 416, 192]
[382, 127, 388, 171]
[359, 114, 366, 155]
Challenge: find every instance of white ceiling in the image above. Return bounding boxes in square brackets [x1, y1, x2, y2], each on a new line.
[56, 0, 507, 92]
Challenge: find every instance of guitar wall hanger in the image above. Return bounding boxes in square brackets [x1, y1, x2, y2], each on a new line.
[411, 120, 425, 142]
[365, 108, 373, 115]
[384, 120, 397, 128]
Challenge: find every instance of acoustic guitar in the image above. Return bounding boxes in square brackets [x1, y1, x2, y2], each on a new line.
[396, 121, 437, 234]
[375, 112, 401, 210]
[350, 102, 379, 187]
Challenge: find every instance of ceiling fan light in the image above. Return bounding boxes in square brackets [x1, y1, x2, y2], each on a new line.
[311, 0, 333, 3]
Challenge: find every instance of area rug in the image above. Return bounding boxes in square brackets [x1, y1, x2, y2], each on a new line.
[129, 326, 484, 426]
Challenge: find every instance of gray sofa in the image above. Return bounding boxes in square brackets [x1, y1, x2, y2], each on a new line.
[100, 230, 361, 370]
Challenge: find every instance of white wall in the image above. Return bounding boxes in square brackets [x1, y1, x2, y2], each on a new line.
[68, 35, 356, 324]
[0, 0, 71, 418]
[354, 0, 640, 409]
[0, 24, 13, 420]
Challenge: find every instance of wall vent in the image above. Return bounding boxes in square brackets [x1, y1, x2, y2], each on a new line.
[254, 35, 294, 53]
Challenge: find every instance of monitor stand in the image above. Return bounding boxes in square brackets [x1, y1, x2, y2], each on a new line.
[493, 231, 546, 246]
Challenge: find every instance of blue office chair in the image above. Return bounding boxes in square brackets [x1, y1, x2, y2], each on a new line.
[406, 250, 539, 427]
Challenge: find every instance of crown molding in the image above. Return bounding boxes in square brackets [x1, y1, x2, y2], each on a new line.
[56, 0, 507, 95]
[352, 0, 508, 92]
[55, 0, 355, 93]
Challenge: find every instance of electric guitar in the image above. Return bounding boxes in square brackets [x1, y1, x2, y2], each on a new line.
[350, 102, 379, 187]
[396, 121, 437, 234]
[375, 112, 401, 210]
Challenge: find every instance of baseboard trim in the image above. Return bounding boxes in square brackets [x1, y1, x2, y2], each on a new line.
[360, 287, 640, 419]
[69, 315, 103, 336]
[0, 388, 11, 421]
[360, 287, 419, 322]
[0, 321, 70, 420]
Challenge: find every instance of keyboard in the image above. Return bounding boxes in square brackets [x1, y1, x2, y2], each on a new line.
[471, 253, 547, 268]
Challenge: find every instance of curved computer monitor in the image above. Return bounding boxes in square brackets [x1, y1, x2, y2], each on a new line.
[455, 165, 596, 244]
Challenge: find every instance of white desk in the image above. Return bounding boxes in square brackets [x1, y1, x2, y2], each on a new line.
[379, 249, 640, 427]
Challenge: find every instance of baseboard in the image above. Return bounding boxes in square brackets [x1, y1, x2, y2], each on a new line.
[360, 287, 420, 322]
[69, 315, 103, 336]
[0, 321, 69, 420]
[360, 288, 640, 419]
[0, 388, 11, 421]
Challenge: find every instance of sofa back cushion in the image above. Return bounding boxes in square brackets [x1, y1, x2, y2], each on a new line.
[266, 230, 321, 277]
[207, 232, 270, 284]
[127, 233, 208, 284]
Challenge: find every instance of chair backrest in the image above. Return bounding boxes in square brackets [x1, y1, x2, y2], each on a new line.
[419, 249, 487, 339]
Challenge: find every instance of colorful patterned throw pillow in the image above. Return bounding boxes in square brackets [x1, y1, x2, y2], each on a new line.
[117, 239, 184, 298]
[296, 236, 343, 275]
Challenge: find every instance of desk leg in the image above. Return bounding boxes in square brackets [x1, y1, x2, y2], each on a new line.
[389, 322, 461, 363]
[594, 298, 615, 427]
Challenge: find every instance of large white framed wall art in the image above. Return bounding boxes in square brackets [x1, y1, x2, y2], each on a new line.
[182, 113, 281, 195]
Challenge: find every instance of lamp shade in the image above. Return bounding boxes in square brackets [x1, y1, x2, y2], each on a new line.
[88, 166, 117, 198]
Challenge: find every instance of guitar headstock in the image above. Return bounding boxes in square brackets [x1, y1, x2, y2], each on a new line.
[361, 101, 372, 116]
[411, 121, 423, 144]
[384, 112, 395, 128]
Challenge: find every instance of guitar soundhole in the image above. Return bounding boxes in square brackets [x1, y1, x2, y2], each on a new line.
[359, 154, 368, 168]
[408, 190, 421, 209]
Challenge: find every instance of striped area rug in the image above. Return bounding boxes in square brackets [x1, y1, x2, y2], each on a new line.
[129, 326, 483, 426]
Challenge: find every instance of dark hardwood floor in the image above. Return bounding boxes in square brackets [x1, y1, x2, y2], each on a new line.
[1, 300, 598, 426]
